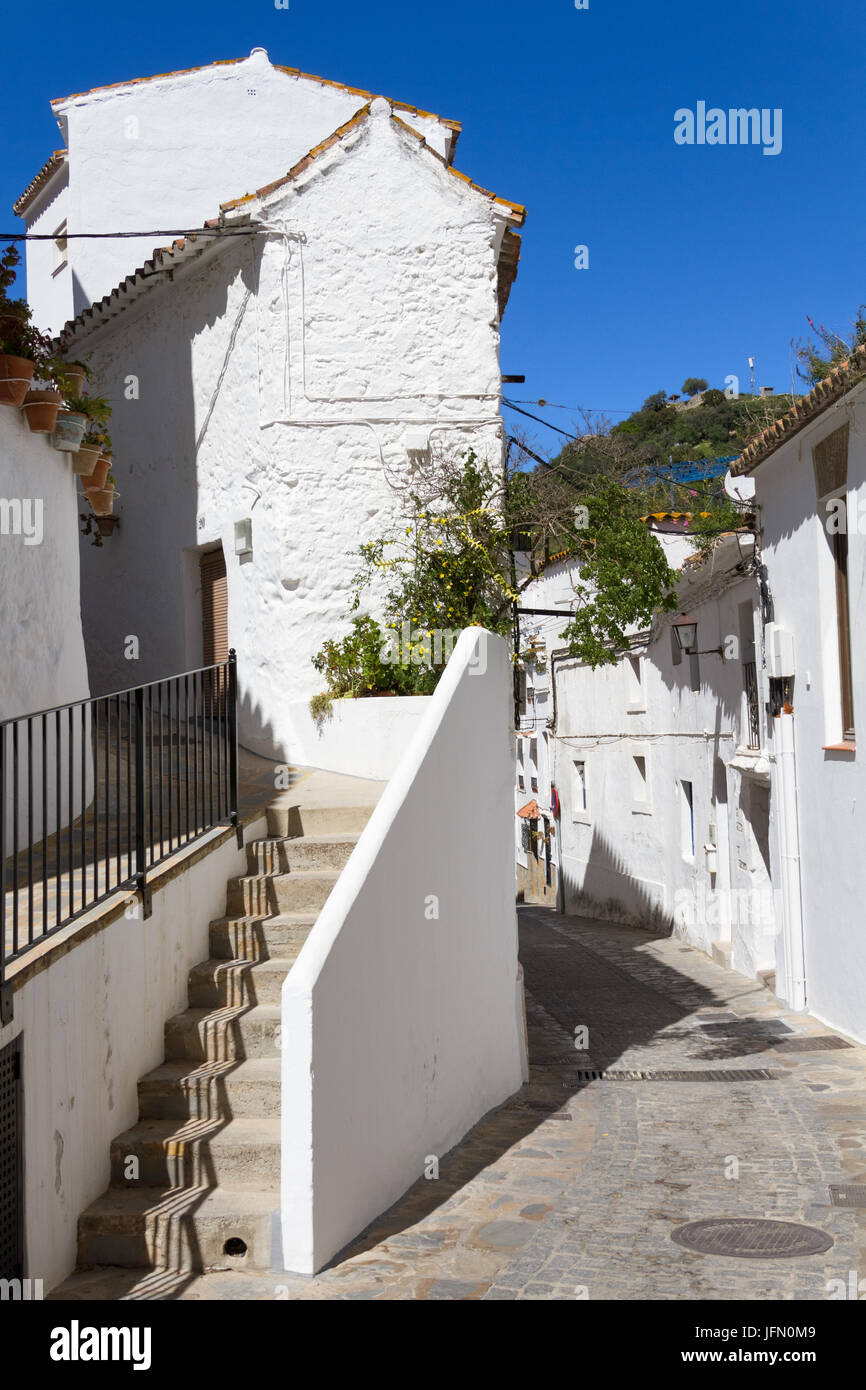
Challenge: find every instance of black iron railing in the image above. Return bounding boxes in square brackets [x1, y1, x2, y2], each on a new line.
[0, 654, 240, 1019]
[743, 660, 761, 750]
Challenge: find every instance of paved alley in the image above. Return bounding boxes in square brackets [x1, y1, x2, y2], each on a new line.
[56, 906, 866, 1302]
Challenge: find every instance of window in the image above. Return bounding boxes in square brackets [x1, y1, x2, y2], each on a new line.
[516, 738, 524, 790]
[739, 600, 760, 749]
[814, 424, 854, 741]
[52, 221, 68, 275]
[572, 759, 588, 820]
[680, 780, 695, 859]
[631, 749, 652, 813]
[626, 653, 645, 709]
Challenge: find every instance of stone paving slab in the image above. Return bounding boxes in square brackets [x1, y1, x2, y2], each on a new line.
[53, 906, 866, 1301]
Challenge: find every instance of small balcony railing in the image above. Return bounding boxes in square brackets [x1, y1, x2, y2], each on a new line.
[1, 654, 240, 1019]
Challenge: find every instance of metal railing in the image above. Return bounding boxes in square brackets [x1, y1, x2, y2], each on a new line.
[743, 660, 761, 750]
[1, 653, 240, 1019]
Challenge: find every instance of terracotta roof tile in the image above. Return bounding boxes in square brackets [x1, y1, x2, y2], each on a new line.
[49, 54, 461, 152]
[59, 103, 525, 340]
[12, 150, 67, 218]
[732, 344, 866, 475]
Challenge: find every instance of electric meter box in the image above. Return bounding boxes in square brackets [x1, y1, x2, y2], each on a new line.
[765, 623, 795, 678]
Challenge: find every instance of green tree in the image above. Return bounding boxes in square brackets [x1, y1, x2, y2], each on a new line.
[681, 377, 708, 397]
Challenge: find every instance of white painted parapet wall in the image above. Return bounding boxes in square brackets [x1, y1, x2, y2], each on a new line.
[280, 629, 527, 1274]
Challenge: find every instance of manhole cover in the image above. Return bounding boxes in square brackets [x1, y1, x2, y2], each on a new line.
[671, 1218, 833, 1259]
[829, 1185, 866, 1208]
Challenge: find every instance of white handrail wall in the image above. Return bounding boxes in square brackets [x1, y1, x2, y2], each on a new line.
[280, 628, 527, 1274]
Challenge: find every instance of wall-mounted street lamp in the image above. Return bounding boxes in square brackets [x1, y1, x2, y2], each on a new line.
[672, 614, 725, 658]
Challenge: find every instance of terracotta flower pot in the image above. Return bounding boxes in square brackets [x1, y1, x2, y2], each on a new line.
[62, 365, 88, 397]
[0, 354, 35, 408]
[73, 442, 102, 477]
[21, 388, 62, 433]
[89, 487, 115, 517]
[88, 455, 111, 489]
[52, 410, 87, 452]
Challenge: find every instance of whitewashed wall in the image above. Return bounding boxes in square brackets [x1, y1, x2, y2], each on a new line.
[280, 630, 527, 1274]
[20, 170, 71, 337]
[754, 386, 866, 1042]
[520, 542, 778, 976]
[45, 49, 455, 322]
[0, 821, 263, 1291]
[71, 103, 506, 767]
[0, 408, 91, 852]
[283, 694, 430, 778]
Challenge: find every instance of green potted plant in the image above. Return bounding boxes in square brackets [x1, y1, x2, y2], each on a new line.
[72, 396, 111, 476]
[21, 350, 66, 433]
[0, 246, 55, 409]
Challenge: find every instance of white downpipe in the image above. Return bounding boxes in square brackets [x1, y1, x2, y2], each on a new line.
[775, 706, 807, 1010]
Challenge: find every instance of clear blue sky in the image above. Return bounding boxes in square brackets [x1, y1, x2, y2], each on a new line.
[5, 0, 864, 457]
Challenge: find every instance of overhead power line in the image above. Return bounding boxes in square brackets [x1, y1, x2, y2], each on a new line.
[0, 228, 258, 241]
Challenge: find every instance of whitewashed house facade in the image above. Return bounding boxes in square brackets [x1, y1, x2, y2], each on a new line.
[731, 354, 866, 1043]
[16, 53, 525, 766]
[516, 517, 781, 985]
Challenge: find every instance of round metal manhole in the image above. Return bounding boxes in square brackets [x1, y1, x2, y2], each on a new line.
[671, 1218, 833, 1259]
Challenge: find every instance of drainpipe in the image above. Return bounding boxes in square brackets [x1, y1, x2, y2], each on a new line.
[774, 701, 807, 1010]
[766, 623, 806, 1010]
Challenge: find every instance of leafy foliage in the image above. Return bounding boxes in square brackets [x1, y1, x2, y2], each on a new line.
[682, 377, 708, 397]
[312, 449, 684, 694]
[794, 307, 866, 388]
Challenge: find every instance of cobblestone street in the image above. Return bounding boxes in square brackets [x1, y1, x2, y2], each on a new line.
[58, 906, 866, 1302]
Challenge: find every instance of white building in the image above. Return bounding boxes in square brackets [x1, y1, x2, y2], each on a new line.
[13, 49, 463, 336]
[731, 352, 866, 1043]
[515, 517, 781, 986]
[19, 54, 525, 766]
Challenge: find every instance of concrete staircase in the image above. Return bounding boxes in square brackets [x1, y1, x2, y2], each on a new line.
[74, 774, 382, 1280]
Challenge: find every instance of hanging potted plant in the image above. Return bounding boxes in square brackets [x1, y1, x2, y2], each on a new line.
[50, 360, 93, 450]
[21, 384, 63, 433]
[88, 470, 116, 517]
[55, 359, 91, 399]
[0, 247, 54, 408]
[72, 397, 111, 476]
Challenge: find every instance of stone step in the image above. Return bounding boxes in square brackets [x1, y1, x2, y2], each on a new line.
[165, 1004, 281, 1062]
[138, 1058, 281, 1120]
[110, 1116, 280, 1190]
[188, 957, 296, 1009]
[225, 869, 339, 916]
[209, 912, 316, 961]
[246, 834, 358, 875]
[266, 801, 376, 838]
[77, 1185, 277, 1272]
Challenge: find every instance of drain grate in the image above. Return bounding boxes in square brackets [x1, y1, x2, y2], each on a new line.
[672, 1218, 833, 1259]
[698, 1019, 794, 1039]
[772, 1035, 854, 1053]
[829, 1185, 866, 1208]
[566, 1068, 781, 1083]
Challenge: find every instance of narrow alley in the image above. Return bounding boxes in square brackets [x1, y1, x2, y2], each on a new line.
[56, 906, 866, 1301]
